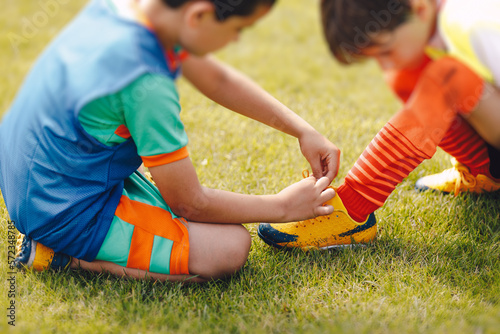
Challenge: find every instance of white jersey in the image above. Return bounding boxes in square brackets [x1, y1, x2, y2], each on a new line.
[438, 0, 500, 86]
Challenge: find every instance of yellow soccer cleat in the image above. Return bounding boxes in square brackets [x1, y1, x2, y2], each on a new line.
[257, 190, 377, 250]
[415, 158, 500, 195]
[15, 233, 72, 271]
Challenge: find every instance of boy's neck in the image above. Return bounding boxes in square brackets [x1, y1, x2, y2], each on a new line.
[110, 0, 181, 50]
[137, 0, 181, 50]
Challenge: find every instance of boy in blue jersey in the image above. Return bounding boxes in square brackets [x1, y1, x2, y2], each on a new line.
[0, 0, 340, 282]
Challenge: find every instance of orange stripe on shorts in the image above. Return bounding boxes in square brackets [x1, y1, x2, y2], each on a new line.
[115, 195, 190, 275]
[169, 217, 190, 275]
[127, 227, 154, 271]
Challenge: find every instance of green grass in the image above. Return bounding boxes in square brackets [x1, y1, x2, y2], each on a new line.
[1, 1, 499, 333]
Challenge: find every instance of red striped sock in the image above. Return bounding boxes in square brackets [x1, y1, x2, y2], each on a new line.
[337, 123, 430, 222]
[439, 116, 492, 177]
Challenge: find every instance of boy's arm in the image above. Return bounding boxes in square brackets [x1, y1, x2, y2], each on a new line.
[121, 73, 334, 224]
[149, 157, 335, 224]
[181, 55, 340, 180]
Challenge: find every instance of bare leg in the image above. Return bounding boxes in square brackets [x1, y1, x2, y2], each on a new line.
[72, 258, 207, 283]
[187, 222, 251, 280]
[465, 83, 500, 149]
[72, 222, 251, 283]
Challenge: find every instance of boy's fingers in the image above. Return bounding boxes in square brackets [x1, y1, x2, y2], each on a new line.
[310, 159, 323, 180]
[319, 187, 335, 203]
[315, 176, 332, 190]
[315, 204, 334, 216]
[312, 157, 338, 181]
[328, 159, 340, 180]
[324, 167, 335, 181]
[326, 150, 341, 180]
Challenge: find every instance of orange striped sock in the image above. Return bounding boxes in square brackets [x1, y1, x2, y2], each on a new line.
[338, 57, 485, 222]
[337, 124, 429, 222]
[386, 55, 495, 178]
[384, 54, 432, 103]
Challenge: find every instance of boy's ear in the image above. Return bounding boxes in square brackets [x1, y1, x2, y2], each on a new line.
[184, 1, 216, 28]
[410, 0, 433, 21]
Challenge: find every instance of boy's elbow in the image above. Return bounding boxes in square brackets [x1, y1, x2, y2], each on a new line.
[169, 191, 211, 222]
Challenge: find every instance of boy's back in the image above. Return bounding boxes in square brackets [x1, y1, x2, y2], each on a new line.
[0, 0, 176, 260]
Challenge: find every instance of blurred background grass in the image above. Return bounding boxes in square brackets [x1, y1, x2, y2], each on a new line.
[1, 0, 499, 333]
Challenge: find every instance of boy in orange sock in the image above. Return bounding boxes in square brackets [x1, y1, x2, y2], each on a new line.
[258, 0, 500, 250]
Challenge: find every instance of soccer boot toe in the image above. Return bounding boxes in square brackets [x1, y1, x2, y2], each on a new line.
[258, 191, 377, 250]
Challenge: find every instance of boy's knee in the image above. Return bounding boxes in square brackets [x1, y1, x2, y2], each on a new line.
[224, 225, 251, 273]
[421, 57, 484, 114]
[211, 225, 250, 279]
[188, 223, 251, 280]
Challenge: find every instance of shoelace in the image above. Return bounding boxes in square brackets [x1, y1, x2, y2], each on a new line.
[453, 161, 477, 195]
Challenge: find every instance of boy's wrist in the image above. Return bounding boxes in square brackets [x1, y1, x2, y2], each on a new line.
[296, 124, 319, 141]
[269, 194, 286, 222]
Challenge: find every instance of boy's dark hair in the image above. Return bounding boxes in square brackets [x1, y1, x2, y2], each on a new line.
[321, 0, 412, 64]
[163, 0, 276, 21]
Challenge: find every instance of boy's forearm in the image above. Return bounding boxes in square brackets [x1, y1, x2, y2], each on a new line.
[150, 159, 287, 224]
[165, 180, 333, 224]
[175, 187, 287, 224]
[150, 159, 334, 224]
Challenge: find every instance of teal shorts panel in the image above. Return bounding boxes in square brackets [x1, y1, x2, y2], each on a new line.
[95, 171, 189, 275]
[95, 216, 133, 267]
[150, 236, 174, 274]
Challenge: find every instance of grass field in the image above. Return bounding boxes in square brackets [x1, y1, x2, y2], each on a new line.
[1, 0, 499, 333]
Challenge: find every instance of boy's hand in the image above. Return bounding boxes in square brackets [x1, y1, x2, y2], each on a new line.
[276, 176, 335, 222]
[299, 130, 341, 181]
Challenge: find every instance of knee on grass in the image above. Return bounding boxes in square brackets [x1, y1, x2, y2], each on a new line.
[213, 224, 251, 279]
[192, 224, 251, 281]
